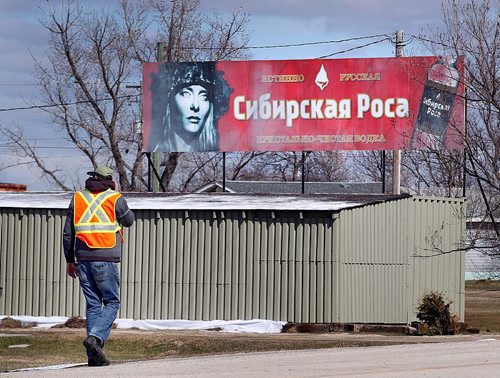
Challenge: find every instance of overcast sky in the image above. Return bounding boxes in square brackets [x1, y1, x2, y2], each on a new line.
[0, 0, 447, 190]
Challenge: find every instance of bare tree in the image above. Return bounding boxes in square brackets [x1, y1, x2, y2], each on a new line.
[145, 0, 250, 190]
[219, 151, 349, 184]
[426, 0, 498, 236]
[304, 151, 349, 182]
[173, 151, 268, 193]
[353, 1, 498, 214]
[0, 0, 249, 191]
[407, 0, 499, 262]
[402, 149, 464, 197]
[351, 151, 393, 191]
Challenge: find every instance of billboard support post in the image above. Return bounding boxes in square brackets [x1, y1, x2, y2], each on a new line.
[222, 152, 226, 192]
[145, 153, 166, 192]
[392, 30, 404, 195]
[301, 151, 305, 194]
[462, 87, 467, 198]
[381, 150, 386, 193]
[151, 42, 164, 193]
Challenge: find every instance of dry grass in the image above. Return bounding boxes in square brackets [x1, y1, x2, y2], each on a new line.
[465, 280, 500, 333]
[0, 328, 433, 372]
[0, 280, 498, 372]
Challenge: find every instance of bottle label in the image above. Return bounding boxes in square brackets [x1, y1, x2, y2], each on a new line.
[414, 78, 457, 136]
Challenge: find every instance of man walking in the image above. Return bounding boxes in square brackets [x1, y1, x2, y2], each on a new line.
[63, 166, 135, 366]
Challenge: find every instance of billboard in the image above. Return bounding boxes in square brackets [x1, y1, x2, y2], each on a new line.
[142, 57, 464, 153]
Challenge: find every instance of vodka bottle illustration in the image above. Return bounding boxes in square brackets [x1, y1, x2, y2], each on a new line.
[411, 57, 460, 149]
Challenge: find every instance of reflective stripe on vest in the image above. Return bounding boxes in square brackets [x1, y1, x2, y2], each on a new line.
[74, 189, 122, 248]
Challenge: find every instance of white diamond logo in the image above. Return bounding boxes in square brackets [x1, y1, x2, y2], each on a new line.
[315, 64, 329, 90]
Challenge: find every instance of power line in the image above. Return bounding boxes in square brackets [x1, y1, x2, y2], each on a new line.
[0, 83, 36, 86]
[406, 33, 476, 54]
[167, 34, 392, 50]
[244, 34, 391, 49]
[0, 94, 139, 113]
[0, 137, 69, 141]
[0, 145, 76, 150]
[317, 37, 390, 59]
[406, 33, 455, 49]
[388, 34, 416, 47]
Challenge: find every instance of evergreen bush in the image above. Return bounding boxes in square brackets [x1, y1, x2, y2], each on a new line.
[417, 291, 458, 335]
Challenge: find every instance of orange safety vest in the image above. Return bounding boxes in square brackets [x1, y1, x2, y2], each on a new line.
[73, 189, 123, 248]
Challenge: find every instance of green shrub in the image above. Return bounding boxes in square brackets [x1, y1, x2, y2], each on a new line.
[417, 291, 458, 335]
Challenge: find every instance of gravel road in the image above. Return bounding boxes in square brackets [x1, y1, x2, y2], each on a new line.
[6, 338, 500, 377]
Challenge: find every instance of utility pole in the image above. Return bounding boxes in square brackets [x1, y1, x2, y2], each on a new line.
[392, 30, 404, 195]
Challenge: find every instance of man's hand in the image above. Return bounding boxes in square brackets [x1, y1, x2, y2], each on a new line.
[67, 262, 78, 278]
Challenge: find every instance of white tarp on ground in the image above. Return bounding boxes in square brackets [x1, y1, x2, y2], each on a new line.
[0, 316, 285, 372]
[0, 315, 285, 334]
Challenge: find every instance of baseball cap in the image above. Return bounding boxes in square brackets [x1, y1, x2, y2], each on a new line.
[87, 165, 113, 179]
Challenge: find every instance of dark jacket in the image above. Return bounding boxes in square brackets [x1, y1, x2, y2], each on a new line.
[63, 178, 135, 263]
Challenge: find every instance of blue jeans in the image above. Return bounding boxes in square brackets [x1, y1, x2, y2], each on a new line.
[77, 261, 120, 357]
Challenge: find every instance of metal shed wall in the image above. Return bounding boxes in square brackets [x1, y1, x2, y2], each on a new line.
[335, 198, 409, 323]
[333, 196, 465, 323]
[407, 197, 466, 321]
[120, 209, 337, 322]
[0, 196, 465, 324]
[0, 208, 83, 316]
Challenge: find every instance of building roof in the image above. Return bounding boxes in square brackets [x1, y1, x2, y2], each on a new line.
[0, 183, 27, 192]
[0, 191, 409, 212]
[195, 180, 384, 195]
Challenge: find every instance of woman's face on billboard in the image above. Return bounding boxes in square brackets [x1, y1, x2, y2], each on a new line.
[174, 85, 210, 134]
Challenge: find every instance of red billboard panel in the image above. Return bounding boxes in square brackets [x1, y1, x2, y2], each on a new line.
[142, 57, 464, 152]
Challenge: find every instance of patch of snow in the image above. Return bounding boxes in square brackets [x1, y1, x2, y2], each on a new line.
[0, 315, 286, 334]
[8, 363, 86, 372]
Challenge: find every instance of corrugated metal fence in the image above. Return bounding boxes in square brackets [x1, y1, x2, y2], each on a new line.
[0, 208, 83, 316]
[121, 209, 339, 322]
[0, 196, 465, 324]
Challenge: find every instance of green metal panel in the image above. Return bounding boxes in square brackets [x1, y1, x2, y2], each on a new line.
[333, 197, 464, 324]
[0, 208, 85, 318]
[337, 199, 411, 323]
[110, 209, 338, 323]
[407, 197, 465, 322]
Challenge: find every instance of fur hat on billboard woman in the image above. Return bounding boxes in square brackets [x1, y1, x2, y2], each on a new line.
[148, 62, 232, 152]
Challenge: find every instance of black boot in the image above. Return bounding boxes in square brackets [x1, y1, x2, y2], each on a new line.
[88, 356, 110, 367]
[84, 335, 110, 366]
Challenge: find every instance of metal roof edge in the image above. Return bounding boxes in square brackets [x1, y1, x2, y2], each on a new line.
[410, 195, 466, 203]
[3, 191, 466, 212]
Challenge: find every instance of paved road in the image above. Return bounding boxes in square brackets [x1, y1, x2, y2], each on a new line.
[6, 339, 500, 377]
